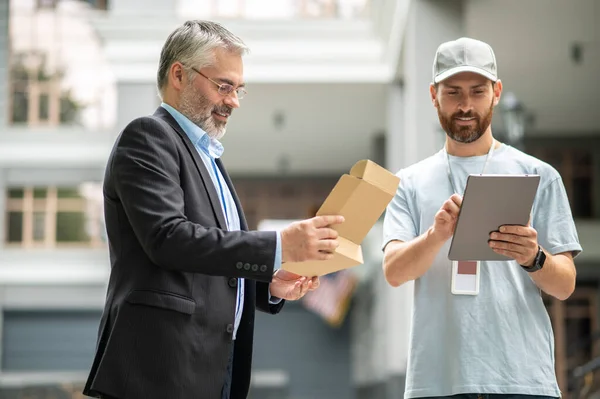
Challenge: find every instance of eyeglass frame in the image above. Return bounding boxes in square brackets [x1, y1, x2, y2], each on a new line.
[181, 63, 247, 100]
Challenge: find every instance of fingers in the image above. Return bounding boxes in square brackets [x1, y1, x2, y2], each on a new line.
[442, 198, 461, 217]
[315, 251, 336, 261]
[488, 239, 528, 255]
[489, 230, 538, 265]
[498, 224, 537, 238]
[309, 277, 320, 291]
[294, 277, 310, 298]
[490, 245, 537, 266]
[312, 215, 345, 228]
[489, 232, 526, 246]
[317, 238, 339, 253]
[491, 247, 522, 260]
[287, 277, 319, 302]
[435, 209, 454, 223]
[450, 194, 463, 207]
[316, 227, 339, 240]
[281, 216, 343, 263]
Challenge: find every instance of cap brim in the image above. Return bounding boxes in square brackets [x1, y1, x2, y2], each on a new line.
[434, 66, 498, 84]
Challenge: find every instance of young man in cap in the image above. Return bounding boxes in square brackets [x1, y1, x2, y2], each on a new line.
[382, 37, 582, 399]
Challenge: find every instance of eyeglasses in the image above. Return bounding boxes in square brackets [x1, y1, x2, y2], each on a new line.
[187, 65, 247, 100]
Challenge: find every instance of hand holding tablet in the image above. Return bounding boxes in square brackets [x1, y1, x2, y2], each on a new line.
[448, 174, 541, 295]
[448, 174, 540, 262]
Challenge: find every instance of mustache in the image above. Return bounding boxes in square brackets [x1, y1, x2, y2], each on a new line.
[213, 105, 233, 117]
[453, 110, 478, 119]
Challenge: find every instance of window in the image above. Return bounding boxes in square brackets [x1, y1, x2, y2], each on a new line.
[9, 52, 81, 126]
[527, 143, 597, 219]
[36, 0, 58, 9]
[5, 185, 105, 248]
[544, 286, 600, 396]
[232, 177, 339, 230]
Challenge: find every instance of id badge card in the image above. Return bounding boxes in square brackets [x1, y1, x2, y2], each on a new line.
[451, 260, 480, 295]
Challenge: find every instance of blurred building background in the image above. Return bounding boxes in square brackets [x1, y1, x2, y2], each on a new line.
[0, 0, 599, 398]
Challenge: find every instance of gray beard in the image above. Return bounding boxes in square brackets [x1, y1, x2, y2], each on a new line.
[179, 84, 228, 140]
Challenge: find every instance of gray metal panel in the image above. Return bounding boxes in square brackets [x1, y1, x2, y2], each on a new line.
[2, 310, 102, 371]
[356, 374, 406, 399]
[251, 302, 354, 399]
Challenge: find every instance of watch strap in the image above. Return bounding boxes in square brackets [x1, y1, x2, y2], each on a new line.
[521, 246, 544, 272]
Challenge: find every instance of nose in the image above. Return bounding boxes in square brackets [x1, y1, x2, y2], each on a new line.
[457, 95, 473, 114]
[224, 93, 240, 109]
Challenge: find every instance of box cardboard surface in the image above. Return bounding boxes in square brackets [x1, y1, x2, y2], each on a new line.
[282, 160, 400, 277]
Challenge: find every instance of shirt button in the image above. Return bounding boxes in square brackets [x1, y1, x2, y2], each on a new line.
[236, 262, 243, 270]
[226, 324, 234, 334]
[243, 263, 251, 270]
[228, 278, 237, 288]
[260, 265, 267, 272]
[251, 264, 258, 272]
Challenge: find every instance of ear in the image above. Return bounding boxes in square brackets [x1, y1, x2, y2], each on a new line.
[492, 79, 503, 107]
[429, 83, 438, 108]
[170, 62, 185, 91]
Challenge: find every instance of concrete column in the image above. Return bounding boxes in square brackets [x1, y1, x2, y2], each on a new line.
[378, 0, 465, 397]
[398, 0, 465, 170]
[385, 82, 407, 174]
[0, 0, 9, 128]
[0, 0, 8, 370]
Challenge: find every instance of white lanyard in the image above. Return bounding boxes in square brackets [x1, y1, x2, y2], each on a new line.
[444, 140, 496, 195]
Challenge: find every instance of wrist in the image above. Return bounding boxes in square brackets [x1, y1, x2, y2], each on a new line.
[521, 256, 536, 268]
[521, 245, 546, 273]
[427, 226, 448, 247]
[521, 245, 540, 268]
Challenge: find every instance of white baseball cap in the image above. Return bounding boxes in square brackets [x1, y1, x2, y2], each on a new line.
[432, 37, 498, 84]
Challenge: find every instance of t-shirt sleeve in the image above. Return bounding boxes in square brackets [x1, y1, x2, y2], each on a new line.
[382, 171, 418, 250]
[533, 176, 582, 258]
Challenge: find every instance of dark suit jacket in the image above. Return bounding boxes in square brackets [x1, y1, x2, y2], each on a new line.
[83, 107, 284, 399]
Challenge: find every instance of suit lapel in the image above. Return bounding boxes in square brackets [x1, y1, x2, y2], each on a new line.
[215, 158, 248, 231]
[153, 107, 228, 230]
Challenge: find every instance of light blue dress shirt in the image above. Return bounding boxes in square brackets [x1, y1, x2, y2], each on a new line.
[161, 103, 281, 340]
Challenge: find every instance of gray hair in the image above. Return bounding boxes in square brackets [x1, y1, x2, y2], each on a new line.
[157, 20, 249, 98]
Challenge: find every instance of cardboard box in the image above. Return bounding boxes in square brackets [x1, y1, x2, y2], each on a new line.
[282, 159, 400, 277]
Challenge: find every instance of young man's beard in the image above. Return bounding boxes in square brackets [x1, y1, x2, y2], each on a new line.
[179, 81, 232, 140]
[437, 100, 494, 144]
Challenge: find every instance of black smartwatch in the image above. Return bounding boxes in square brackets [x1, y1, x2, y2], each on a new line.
[521, 246, 546, 272]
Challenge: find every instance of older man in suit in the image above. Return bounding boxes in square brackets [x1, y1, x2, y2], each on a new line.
[83, 20, 343, 399]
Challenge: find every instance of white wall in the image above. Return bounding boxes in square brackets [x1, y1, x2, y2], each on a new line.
[390, 0, 464, 172]
[466, 0, 600, 134]
[112, 82, 387, 175]
[221, 83, 388, 174]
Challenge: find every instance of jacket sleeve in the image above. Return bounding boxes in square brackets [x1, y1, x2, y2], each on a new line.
[255, 282, 285, 314]
[108, 116, 277, 282]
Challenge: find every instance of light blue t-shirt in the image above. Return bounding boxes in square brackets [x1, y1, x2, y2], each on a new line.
[382, 144, 582, 399]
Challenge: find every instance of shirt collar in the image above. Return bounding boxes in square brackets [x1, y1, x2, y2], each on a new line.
[161, 102, 224, 158]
